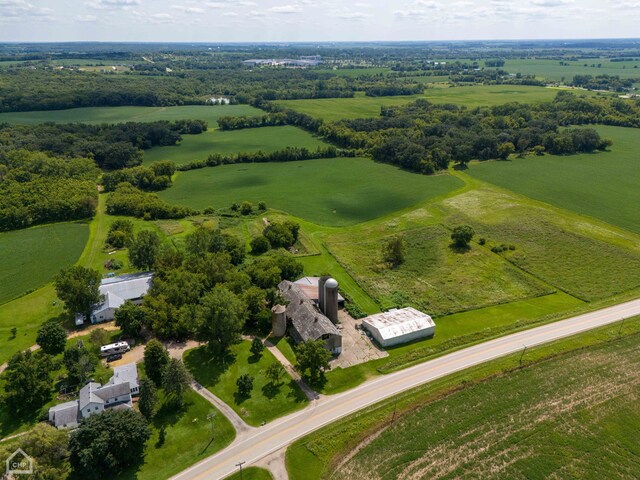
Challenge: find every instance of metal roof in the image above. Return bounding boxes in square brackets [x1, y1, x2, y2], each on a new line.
[362, 308, 435, 341]
[99, 272, 153, 303]
[49, 400, 80, 428]
[107, 363, 139, 390]
[293, 277, 345, 303]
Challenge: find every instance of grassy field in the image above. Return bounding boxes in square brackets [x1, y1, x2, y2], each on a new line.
[0, 105, 262, 126]
[161, 158, 463, 226]
[286, 316, 640, 480]
[327, 224, 552, 316]
[225, 467, 274, 480]
[277, 86, 564, 121]
[184, 341, 308, 426]
[496, 58, 640, 81]
[440, 187, 640, 302]
[143, 126, 329, 166]
[0, 223, 89, 305]
[469, 125, 640, 235]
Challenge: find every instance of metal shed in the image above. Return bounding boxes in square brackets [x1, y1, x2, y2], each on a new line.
[362, 307, 435, 347]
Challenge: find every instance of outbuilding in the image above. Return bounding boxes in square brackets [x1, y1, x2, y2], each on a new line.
[362, 307, 435, 347]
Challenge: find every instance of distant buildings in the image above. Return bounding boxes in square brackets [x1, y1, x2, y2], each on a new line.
[48, 363, 139, 429]
[243, 56, 322, 67]
[362, 308, 435, 347]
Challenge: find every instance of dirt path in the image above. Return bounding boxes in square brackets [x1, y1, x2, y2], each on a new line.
[264, 339, 319, 402]
[191, 382, 255, 437]
[254, 447, 289, 480]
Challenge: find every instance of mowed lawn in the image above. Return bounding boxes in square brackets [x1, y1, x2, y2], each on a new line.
[0, 105, 262, 126]
[0, 223, 89, 304]
[161, 158, 463, 226]
[469, 125, 640, 235]
[276, 86, 561, 121]
[143, 126, 329, 166]
[327, 332, 640, 480]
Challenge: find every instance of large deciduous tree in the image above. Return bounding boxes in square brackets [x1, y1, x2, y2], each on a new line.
[114, 300, 146, 338]
[138, 378, 157, 420]
[143, 339, 169, 386]
[451, 225, 475, 249]
[54, 266, 102, 317]
[295, 340, 332, 384]
[195, 286, 246, 356]
[3, 350, 54, 413]
[128, 230, 161, 270]
[36, 321, 67, 355]
[162, 358, 193, 407]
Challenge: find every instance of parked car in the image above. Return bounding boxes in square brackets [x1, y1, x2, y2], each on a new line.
[106, 353, 123, 362]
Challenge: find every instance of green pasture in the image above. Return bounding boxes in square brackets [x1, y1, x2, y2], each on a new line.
[225, 467, 273, 480]
[0, 223, 89, 305]
[160, 158, 463, 226]
[496, 58, 640, 81]
[143, 126, 328, 166]
[469, 125, 640, 235]
[184, 340, 308, 426]
[276, 86, 562, 121]
[0, 105, 262, 126]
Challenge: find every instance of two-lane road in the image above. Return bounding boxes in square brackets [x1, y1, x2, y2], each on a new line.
[172, 297, 640, 480]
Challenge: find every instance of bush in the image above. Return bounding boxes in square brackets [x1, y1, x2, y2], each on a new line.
[250, 236, 271, 255]
[240, 201, 253, 215]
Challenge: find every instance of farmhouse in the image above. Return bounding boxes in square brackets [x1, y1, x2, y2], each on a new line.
[86, 272, 153, 324]
[362, 307, 435, 347]
[48, 363, 139, 429]
[274, 279, 342, 355]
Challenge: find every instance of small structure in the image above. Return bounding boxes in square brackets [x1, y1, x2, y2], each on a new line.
[88, 272, 153, 324]
[362, 307, 435, 348]
[276, 280, 342, 355]
[271, 304, 287, 337]
[48, 363, 139, 429]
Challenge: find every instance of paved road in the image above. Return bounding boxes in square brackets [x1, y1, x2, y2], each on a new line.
[171, 297, 640, 480]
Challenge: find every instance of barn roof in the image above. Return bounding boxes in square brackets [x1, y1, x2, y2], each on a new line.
[362, 307, 435, 341]
[99, 272, 153, 302]
[278, 280, 340, 342]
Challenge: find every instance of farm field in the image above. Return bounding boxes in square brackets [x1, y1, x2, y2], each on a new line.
[184, 341, 308, 426]
[0, 223, 89, 305]
[277, 86, 566, 121]
[143, 126, 329, 166]
[160, 157, 463, 226]
[326, 330, 640, 480]
[496, 58, 640, 81]
[0, 105, 262, 126]
[469, 125, 640, 235]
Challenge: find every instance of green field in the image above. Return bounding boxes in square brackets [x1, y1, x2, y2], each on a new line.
[277, 86, 565, 121]
[144, 126, 329, 166]
[496, 58, 640, 81]
[0, 105, 262, 126]
[0, 223, 89, 305]
[469, 125, 640, 235]
[184, 341, 308, 426]
[161, 158, 463, 226]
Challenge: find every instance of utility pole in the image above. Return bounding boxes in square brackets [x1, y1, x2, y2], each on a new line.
[206, 412, 216, 438]
[519, 345, 527, 367]
[236, 461, 246, 480]
[618, 318, 626, 337]
[391, 395, 398, 424]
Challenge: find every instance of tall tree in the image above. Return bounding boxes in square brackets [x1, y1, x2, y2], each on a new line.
[138, 378, 157, 420]
[68, 409, 150, 480]
[3, 350, 53, 413]
[143, 339, 169, 386]
[296, 340, 332, 383]
[54, 266, 102, 317]
[382, 236, 405, 267]
[114, 301, 146, 338]
[128, 230, 161, 270]
[451, 225, 475, 249]
[195, 286, 246, 356]
[36, 321, 67, 355]
[162, 358, 193, 407]
[63, 345, 97, 388]
[21, 423, 71, 480]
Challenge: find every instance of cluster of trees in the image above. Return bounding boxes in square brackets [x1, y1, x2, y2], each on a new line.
[0, 150, 99, 231]
[105, 182, 196, 220]
[176, 146, 344, 172]
[218, 107, 323, 133]
[0, 120, 206, 170]
[251, 220, 300, 254]
[101, 161, 176, 192]
[364, 84, 424, 97]
[570, 74, 635, 92]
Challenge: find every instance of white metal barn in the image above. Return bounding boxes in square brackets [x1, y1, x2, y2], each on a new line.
[362, 307, 435, 347]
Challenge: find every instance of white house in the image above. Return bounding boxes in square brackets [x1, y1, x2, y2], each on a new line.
[48, 363, 139, 429]
[362, 307, 435, 347]
[85, 272, 153, 324]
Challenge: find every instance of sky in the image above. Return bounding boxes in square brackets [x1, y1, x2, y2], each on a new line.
[0, 0, 639, 43]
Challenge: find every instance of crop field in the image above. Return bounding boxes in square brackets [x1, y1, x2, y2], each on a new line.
[327, 331, 640, 480]
[276, 86, 564, 121]
[0, 104, 262, 126]
[495, 58, 640, 81]
[160, 158, 463, 226]
[143, 126, 329, 166]
[327, 225, 552, 316]
[0, 223, 89, 305]
[469, 125, 640, 235]
[440, 188, 640, 301]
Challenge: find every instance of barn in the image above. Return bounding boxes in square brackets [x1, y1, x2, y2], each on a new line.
[362, 307, 435, 347]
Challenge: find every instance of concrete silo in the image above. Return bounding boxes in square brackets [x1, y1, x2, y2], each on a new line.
[318, 276, 330, 312]
[271, 304, 287, 337]
[323, 278, 339, 324]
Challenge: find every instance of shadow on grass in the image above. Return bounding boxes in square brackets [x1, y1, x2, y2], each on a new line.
[248, 353, 262, 364]
[153, 398, 191, 430]
[286, 380, 308, 403]
[183, 346, 235, 388]
[452, 162, 469, 171]
[233, 391, 250, 406]
[449, 243, 471, 254]
[262, 381, 281, 400]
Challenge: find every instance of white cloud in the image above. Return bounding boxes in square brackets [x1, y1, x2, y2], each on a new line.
[0, 0, 52, 17]
[222, 11, 238, 16]
[531, 0, 573, 6]
[171, 5, 205, 14]
[269, 4, 302, 13]
[76, 14, 98, 21]
[86, 0, 140, 10]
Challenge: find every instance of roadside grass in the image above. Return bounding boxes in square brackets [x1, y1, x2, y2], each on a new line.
[286, 315, 640, 480]
[225, 467, 274, 480]
[326, 224, 553, 317]
[143, 126, 329, 166]
[120, 388, 235, 480]
[469, 125, 640, 235]
[276, 86, 563, 121]
[0, 222, 89, 305]
[184, 341, 308, 426]
[160, 158, 463, 226]
[0, 105, 262, 126]
[440, 187, 640, 301]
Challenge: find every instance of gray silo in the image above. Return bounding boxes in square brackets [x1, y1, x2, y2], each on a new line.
[271, 304, 287, 337]
[318, 276, 331, 312]
[323, 278, 339, 324]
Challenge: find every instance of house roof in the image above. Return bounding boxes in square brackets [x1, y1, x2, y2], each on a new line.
[108, 363, 139, 389]
[98, 272, 153, 303]
[362, 307, 435, 341]
[93, 383, 131, 401]
[49, 400, 80, 427]
[278, 280, 340, 342]
[79, 382, 104, 410]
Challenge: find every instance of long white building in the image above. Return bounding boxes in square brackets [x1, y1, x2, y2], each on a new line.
[362, 307, 435, 347]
